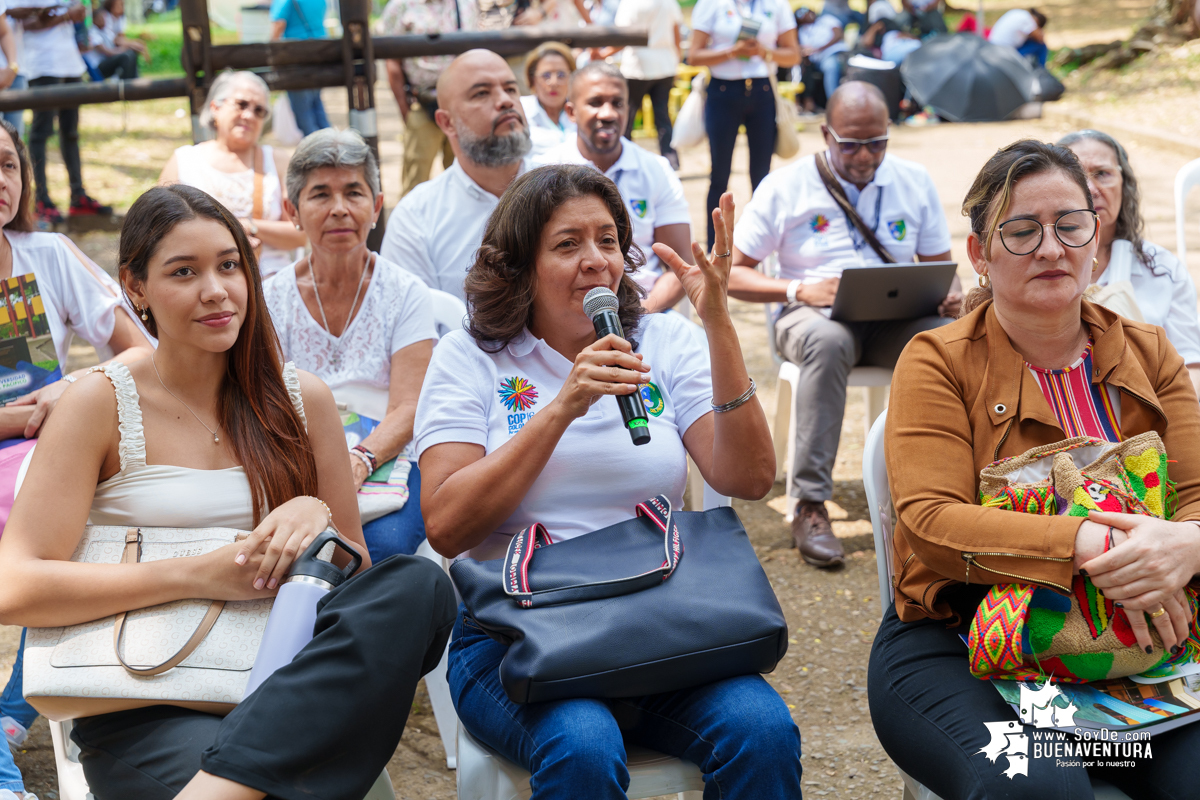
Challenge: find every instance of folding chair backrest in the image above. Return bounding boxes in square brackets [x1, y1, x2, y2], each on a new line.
[861, 410, 894, 612]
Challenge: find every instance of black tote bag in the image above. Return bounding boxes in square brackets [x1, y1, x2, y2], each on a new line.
[450, 496, 789, 704]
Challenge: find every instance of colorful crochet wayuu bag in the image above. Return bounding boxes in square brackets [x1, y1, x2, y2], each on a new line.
[967, 432, 1200, 682]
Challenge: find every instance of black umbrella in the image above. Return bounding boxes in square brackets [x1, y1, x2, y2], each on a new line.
[899, 33, 1038, 122]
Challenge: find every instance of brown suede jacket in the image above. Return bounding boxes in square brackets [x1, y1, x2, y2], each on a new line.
[885, 299, 1200, 623]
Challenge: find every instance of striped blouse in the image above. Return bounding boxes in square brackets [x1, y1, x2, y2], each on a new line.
[1027, 341, 1122, 443]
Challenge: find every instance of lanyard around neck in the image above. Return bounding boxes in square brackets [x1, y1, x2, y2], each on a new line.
[843, 186, 884, 256]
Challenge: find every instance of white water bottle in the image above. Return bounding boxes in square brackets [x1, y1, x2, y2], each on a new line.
[243, 529, 362, 696]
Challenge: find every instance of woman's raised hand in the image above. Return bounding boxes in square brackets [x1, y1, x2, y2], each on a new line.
[1080, 510, 1200, 652]
[552, 333, 651, 421]
[652, 192, 736, 326]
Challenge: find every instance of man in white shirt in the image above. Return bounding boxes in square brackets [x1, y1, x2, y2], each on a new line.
[988, 7, 1048, 67]
[534, 61, 688, 313]
[795, 8, 847, 106]
[613, 0, 682, 168]
[380, 49, 532, 300]
[728, 82, 958, 568]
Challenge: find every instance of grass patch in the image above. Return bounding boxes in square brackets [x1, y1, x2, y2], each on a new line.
[126, 10, 239, 76]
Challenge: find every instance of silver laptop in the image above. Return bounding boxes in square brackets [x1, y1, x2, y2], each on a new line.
[829, 262, 958, 323]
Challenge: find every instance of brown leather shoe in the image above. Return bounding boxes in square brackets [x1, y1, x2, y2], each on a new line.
[792, 500, 845, 568]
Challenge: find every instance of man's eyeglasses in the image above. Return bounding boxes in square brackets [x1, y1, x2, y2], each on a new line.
[537, 70, 569, 83]
[826, 125, 889, 155]
[227, 98, 269, 119]
[997, 209, 1099, 256]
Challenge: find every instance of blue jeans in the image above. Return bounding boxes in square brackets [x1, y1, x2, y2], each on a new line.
[287, 89, 330, 137]
[3, 75, 25, 139]
[704, 76, 776, 247]
[1, 629, 36, 731]
[0, 742, 21, 794]
[448, 611, 803, 800]
[360, 461, 426, 562]
[816, 50, 844, 106]
[1017, 39, 1049, 67]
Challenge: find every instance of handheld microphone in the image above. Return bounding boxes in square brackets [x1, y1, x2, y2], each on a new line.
[583, 287, 651, 446]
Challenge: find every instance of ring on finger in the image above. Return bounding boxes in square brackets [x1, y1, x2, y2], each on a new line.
[1150, 607, 1167, 619]
[713, 251, 732, 259]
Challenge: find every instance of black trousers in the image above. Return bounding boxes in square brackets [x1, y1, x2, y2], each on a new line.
[703, 76, 775, 246]
[97, 50, 139, 80]
[624, 76, 676, 159]
[868, 584, 1200, 800]
[71, 555, 456, 800]
[28, 76, 85, 206]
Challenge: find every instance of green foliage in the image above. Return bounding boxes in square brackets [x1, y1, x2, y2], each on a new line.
[124, 10, 239, 76]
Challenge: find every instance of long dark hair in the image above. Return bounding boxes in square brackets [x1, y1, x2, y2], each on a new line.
[960, 139, 1093, 316]
[1056, 129, 1155, 273]
[465, 164, 645, 351]
[118, 185, 317, 524]
[0, 119, 36, 233]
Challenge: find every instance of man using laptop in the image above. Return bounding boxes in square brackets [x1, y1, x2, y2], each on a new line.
[729, 81, 959, 569]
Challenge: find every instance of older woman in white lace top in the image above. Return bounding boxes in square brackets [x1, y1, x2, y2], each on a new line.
[264, 128, 437, 561]
[159, 71, 307, 278]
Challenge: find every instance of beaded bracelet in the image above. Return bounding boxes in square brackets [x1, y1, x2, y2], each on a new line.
[711, 378, 757, 413]
[349, 448, 375, 475]
[307, 495, 333, 528]
[351, 444, 378, 473]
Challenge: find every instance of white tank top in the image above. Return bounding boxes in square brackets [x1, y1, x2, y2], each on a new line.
[172, 144, 294, 279]
[88, 361, 307, 531]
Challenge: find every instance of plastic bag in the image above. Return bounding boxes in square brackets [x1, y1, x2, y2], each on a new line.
[670, 73, 708, 150]
[272, 93, 304, 146]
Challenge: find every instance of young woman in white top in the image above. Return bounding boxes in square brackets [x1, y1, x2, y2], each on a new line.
[159, 71, 307, 279]
[0, 183, 455, 800]
[520, 43, 577, 158]
[265, 129, 437, 562]
[415, 165, 799, 798]
[1058, 129, 1200, 396]
[688, 0, 799, 245]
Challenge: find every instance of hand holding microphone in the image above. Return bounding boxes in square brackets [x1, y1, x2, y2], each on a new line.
[584, 287, 652, 445]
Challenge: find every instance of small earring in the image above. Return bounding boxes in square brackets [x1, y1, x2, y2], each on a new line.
[139, 305, 148, 321]
[978, 273, 991, 289]
[371, 222, 377, 230]
[1093, 257, 1099, 268]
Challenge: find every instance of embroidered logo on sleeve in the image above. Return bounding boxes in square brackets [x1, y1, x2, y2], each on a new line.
[630, 199, 649, 219]
[640, 382, 665, 416]
[499, 376, 539, 435]
[887, 219, 907, 241]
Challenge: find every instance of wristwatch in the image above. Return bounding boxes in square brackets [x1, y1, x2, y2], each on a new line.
[786, 279, 802, 305]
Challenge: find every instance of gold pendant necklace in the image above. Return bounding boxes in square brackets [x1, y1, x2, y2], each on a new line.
[152, 355, 222, 444]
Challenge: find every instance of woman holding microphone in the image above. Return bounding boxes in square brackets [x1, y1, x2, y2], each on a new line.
[415, 164, 799, 798]
[687, 0, 800, 245]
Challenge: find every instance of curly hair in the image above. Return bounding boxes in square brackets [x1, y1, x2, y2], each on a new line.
[465, 164, 645, 352]
[960, 139, 1092, 316]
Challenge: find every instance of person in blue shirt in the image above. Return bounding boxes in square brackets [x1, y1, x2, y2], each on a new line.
[269, 0, 330, 136]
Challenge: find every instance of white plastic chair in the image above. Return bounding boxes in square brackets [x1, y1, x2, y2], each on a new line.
[430, 288, 469, 338]
[759, 255, 891, 520]
[861, 412, 1131, 800]
[1174, 157, 1200, 263]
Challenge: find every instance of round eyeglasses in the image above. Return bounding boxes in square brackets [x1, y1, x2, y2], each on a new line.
[997, 210, 1099, 256]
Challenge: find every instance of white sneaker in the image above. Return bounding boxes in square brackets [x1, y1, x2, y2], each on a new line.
[0, 717, 27, 749]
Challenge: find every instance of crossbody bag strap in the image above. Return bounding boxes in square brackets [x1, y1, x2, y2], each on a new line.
[814, 151, 896, 264]
[251, 146, 265, 222]
[111, 528, 226, 677]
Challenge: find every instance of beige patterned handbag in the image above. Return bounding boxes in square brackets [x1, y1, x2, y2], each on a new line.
[23, 525, 274, 721]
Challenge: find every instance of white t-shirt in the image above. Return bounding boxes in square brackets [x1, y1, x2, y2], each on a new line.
[414, 312, 712, 559]
[533, 137, 690, 293]
[1095, 239, 1200, 365]
[797, 14, 846, 59]
[18, 0, 86, 79]
[988, 8, 1038, 49]
[381, 158, 530, 301]
[733, 152, 951, 283]
[690, 0, 796, 80]
[867, 0, 897, 24]
[263, 256, 437, 392]
[521, 95, 576, 159]
[0, 231, 131, 402]
[614, 0, 682, 80]
[87, 10, 124, 50]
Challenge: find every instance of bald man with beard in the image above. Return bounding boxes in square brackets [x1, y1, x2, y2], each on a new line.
[381, 49, 533, 300]
[727, 81, 959, 569]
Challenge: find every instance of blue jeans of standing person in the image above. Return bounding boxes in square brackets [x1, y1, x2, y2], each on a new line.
[287, 89, 330, 137]
[0, 743, 22, 795]
[360, 461, 426, 562]
[3, 75, 26, 139]
[448, 611, 804, 799]
[704, 76, 776, 246]
[1017, 39, 1049, 67]
[0, 629, 36, 795]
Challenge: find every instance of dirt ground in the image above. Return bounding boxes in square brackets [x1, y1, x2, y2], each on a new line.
[5, 0, 1200, 796]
